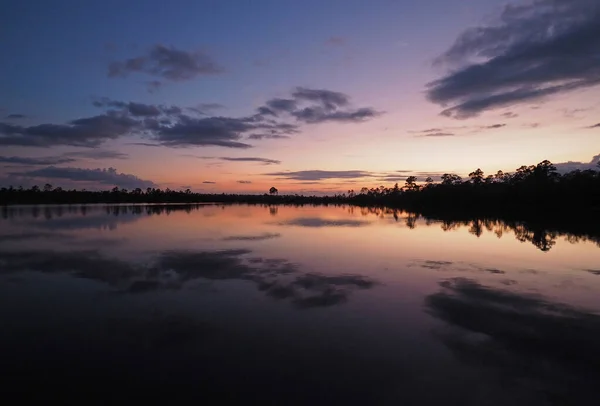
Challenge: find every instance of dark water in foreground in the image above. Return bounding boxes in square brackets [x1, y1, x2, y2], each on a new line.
[1, 204, 600, 404]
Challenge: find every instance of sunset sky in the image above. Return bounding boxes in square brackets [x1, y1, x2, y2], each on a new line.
[1, 0, 599, 194]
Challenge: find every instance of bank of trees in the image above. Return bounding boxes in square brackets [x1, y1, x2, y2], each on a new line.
[1, 160, 599, 214]
[347, 160, 600, 215]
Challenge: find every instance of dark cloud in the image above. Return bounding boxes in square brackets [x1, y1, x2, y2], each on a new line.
[292, 87, 350, 109]
[292, 107, 379, 124]
[588, 123, 600, 129]
[222, 232, 281, 241]
[247, 133, 290, 140]
[152, 115, 264, 148]
[483, 124, 506, 129]
[501, 112, 519, 119]
[427, 0, 600, 118]
[93, 98, 182, 117]
[0, 113, 138, 147]
[158, 122, 252, 148]
[5, 114, 26, 119]
[2, 86, 374, 150]
[265, 170, 374, 181]
[237, 180, 252, 184]
[277, 217, 370, 228]
[554, 153, 600, 173]
[218, 157, 280, 165]
[11, 166, 157, 189]
[266, 98, 298, 112]
[258, 87, 381, 124]
[0, 155, 75, 165]
[202, 181, 216, 184]
[108, 44, 223, 82]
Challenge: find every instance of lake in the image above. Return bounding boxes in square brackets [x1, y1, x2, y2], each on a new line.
[1, 204, 600, 404]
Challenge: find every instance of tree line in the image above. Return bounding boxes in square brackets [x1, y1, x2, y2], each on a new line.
[1, 160, 599, 216]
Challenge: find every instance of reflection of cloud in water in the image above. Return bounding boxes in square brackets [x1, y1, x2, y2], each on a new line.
[259, 273, 376, 308]
[222, 232, 281, 241]
[584, 269, 600, 276]
[426, 277, 600, 403]
[412, 260, 506, 275]
[0, 248, 377, 308]
[276, 217, 370, 228]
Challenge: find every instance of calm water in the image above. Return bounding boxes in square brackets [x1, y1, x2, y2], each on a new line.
[1, 204, 600, 404]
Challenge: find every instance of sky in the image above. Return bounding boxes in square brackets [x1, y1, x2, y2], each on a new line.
[1, 0, 599, 194]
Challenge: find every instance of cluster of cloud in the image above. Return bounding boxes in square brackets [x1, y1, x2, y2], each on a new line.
[427, 0, 600, 118]
[8, 166, 157, 190]
[0, 87, 379, 150]
[108, 44, 223, 91]
[257, 87, 381, 125]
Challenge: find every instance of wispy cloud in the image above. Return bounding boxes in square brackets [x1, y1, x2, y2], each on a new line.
[5, 114, 26, 120]
[188, 156, 280, 165]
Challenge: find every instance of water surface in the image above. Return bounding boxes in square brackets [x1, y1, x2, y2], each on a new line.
[1, 204, 600, 404]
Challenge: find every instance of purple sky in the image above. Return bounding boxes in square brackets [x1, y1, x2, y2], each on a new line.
[1, 0, 599, 193]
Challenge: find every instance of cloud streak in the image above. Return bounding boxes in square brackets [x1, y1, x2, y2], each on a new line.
[0, 155, 75, 165]
[265, 170, 374, 181]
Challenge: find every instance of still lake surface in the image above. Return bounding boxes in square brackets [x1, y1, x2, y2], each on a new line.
[1, 204, 600, 404]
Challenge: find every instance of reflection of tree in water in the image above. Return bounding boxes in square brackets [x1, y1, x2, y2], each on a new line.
[0, 249, 376, 309]
[426, 278, 600, 404]
[355, 208, 598, 252]
[268, 206, 278, 216]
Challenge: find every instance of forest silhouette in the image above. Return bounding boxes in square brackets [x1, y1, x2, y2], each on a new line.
[2, 160, 599, 218]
